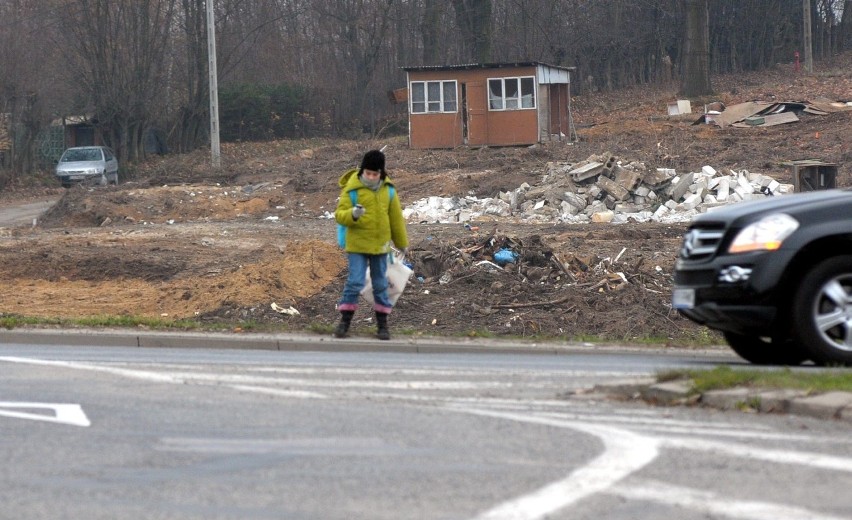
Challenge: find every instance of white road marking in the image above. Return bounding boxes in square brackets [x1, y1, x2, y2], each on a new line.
[0, 402, 90, 427]
[454, 407, 659, 520]
[611, 480, 850, 520]
[229, 384, 328, 399]
[0, 356, 184, 383]
[250, 366, 634, 378]
[664, 438, 852, 473]
[4, 354, 850, 520]
[0, 357, 517, 390]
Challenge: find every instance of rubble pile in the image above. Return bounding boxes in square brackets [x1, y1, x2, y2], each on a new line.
[410, 230, 668, 316]
[402, 153, 795, 225]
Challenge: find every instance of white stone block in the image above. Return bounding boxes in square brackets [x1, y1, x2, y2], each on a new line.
[716, 177, 730, 201]
[702, 165, 717, 176]
[591, 210, 615, 223]
[682, 194, 701, 210]
[560, 200, 579, 216]
[767, 179, 780, 193]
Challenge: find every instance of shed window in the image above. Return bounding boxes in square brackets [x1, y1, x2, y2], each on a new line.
[488, 77, 535, 110]
[410, 80, 457, 113]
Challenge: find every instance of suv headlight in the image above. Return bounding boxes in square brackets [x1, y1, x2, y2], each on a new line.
[728, 213, 799, 254]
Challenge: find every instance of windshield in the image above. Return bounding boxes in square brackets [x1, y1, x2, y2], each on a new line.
[61, 148, 103, 162]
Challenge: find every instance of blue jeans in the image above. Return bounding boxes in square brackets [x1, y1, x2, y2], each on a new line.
[337, 253, 393, 314]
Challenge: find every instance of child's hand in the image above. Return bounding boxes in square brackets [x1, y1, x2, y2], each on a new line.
[352, 204, 365, 219]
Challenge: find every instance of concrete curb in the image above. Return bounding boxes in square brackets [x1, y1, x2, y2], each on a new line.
[595, 379, 852, 423]
[0, 327, 678, 356]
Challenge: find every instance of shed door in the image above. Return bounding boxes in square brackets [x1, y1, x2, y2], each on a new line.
[463, 82, 487, 146]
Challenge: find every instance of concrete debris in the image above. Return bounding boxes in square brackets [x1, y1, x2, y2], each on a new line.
[403, 154, 795, 225]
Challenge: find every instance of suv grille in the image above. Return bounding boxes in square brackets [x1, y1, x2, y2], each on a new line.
[679, 227, 725, 260]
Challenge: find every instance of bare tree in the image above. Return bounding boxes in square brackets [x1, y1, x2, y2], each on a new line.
[681, 0, 712, 96]
[0, 1, 64, 178]
[843, 0, 852, 49]
[3, 0, 843, 157]
[452, 0, 493, 62]
[421, 0, 445, 64]
[59, 0, 177, 162]
[169, 0, 209, 153]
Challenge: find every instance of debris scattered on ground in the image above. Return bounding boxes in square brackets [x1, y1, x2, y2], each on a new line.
[402, 154, 795, 225]
[694, 98, 852, 128]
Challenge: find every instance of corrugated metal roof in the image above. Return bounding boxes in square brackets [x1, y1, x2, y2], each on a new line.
[402, 61, 575, 72]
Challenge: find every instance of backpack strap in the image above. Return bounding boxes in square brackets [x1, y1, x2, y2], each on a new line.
[337, 190, 359, 249]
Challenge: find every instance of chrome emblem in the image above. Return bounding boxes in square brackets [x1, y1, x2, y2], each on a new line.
[680, 229, 700, 259]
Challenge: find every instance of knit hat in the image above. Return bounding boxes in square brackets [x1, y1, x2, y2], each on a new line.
[360, 150, 385, 173]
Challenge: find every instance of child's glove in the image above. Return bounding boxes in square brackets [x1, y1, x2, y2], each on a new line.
[352, 204, 365, 220]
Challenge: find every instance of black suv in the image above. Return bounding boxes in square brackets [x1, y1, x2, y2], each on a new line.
[673, 189, 852, 365]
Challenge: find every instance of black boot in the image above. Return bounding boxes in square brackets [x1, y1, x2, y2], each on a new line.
[376, 312, 390, 340]
[334, 311, 354, 338]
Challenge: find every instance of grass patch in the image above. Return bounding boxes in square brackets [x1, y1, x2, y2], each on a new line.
[0, 314, 209, 331]
[658, 366, 852, 394]
[74, 315, 201, 329]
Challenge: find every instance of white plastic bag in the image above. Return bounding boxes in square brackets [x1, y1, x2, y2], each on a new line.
[360, 253, 412, 306]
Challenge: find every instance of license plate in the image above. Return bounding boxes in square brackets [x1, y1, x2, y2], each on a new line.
[672, 288, 695, 309]
[69, 175, 85, 180]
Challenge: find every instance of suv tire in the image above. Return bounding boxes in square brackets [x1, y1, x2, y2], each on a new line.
[792, 255, 852, 366]
[723, 332, 808, 366]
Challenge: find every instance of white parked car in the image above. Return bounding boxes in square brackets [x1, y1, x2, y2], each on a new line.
[55, 146, 119, 187]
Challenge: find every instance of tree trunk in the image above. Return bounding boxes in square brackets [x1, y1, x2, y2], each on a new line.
[452, 0, 492, 62]
[421, 0, 442, 64]
[680, 0, 713, 96]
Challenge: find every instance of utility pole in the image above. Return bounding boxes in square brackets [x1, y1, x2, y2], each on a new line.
[206, 0, 221, 168]
[803, 0, 814, 73]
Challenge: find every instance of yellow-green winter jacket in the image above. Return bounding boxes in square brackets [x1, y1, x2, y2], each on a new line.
[335, 168, 409, 254]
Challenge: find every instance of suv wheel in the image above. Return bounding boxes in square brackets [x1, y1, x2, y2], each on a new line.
[723, 332, 808, 365]
[792, 255, 852, 366]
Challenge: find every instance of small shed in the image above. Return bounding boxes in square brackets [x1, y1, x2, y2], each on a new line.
[57, 114, 104, 148]
[402, 62, 576, 149]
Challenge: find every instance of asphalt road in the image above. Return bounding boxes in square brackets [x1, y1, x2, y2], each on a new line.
[1, 338, 850, 520]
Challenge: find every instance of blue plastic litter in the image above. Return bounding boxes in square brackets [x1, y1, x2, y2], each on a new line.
[493, 248, 519, 266]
